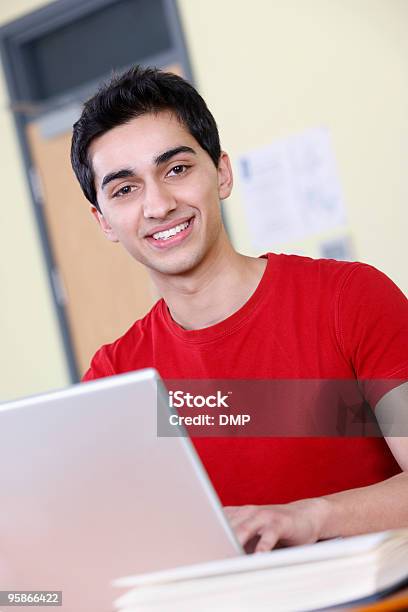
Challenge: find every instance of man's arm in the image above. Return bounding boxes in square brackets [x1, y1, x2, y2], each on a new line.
[225, 383, 408, 552]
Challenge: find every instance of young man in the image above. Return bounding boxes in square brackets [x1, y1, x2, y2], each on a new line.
[71, 66, 408, 552]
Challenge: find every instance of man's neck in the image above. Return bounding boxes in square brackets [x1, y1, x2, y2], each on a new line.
[149, 240, 268, 331]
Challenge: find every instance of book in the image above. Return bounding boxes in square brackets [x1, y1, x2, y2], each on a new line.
[112, 530, 408, 611]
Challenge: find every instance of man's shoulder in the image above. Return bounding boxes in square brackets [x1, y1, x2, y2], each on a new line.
[109, 297, 163, 346]
[266, 252, 402, 309]
[268, 252, 367, 286]
[82, 299, 164, 381]
[270, 251, 359, 271]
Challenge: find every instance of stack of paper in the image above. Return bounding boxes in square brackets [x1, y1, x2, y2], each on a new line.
[113, 530, 408, 611]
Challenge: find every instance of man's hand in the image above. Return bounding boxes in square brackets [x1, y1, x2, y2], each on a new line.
[224, 498, 330, 552]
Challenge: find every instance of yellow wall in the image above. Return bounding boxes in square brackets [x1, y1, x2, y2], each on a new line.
[0, 0, 68, 401]
[179, 0, 408, 292]
[0, 0, 406, 400]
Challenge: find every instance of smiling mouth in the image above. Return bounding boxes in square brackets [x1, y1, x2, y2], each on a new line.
[151, 219, 191, 242]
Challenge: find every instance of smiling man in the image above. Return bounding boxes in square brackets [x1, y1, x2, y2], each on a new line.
[71, 66, 408, 552]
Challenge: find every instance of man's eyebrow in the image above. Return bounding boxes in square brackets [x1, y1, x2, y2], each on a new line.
[154, 146, 196, 166]
[100, 146, 196, 189]
[101, 168, 136, 190]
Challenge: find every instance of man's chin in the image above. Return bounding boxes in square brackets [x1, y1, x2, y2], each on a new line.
[144, 250, 203, 277]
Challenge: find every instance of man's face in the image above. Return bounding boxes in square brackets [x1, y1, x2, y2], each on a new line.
[89, 111, 233, 277]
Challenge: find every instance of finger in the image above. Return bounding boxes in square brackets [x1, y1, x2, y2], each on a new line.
[254, 512, 296, 552]
[231, 513, 270, 546]
[238, 510, 292, 551]
[254, 529, 281, 552]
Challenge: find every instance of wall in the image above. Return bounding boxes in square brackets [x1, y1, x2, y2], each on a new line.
[0, 0, 406, 400]
[179, 0, 408, 292]
[0, 0, 68, 401]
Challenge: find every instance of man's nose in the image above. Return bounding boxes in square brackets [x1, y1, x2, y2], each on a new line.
[142, 181, 177, 219]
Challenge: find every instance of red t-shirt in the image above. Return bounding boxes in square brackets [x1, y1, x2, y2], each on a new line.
[83, 254, 408, 505]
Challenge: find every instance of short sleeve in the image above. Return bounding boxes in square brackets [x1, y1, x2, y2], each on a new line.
[81, 344, 116, 382]
[337, 264, 408, 407]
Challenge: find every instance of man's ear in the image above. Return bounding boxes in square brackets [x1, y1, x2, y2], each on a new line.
[90, 206, 119, 242]
[217, 151, 233, 200]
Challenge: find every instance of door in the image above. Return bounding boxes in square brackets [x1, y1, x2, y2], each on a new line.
[27, 121, 156, 377]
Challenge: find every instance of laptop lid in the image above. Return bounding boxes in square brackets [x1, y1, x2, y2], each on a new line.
[0, 369, 242, 611]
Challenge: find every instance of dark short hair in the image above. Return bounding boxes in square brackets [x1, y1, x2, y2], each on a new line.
[71, 65, 221, 212]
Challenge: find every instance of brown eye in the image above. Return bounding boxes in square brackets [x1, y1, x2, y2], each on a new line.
[114, 185, 134, 197]
[167, 164, 189, 177]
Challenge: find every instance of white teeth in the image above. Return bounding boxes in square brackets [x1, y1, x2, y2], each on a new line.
[152, 221, 190, 241]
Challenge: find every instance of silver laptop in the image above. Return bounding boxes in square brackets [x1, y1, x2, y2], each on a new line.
[0, 369, 242, 611]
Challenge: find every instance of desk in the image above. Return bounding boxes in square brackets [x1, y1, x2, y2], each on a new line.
[353, 588, 408, 611]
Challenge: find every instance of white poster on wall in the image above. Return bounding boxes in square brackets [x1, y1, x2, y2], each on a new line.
[238, 127, 347, 249]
